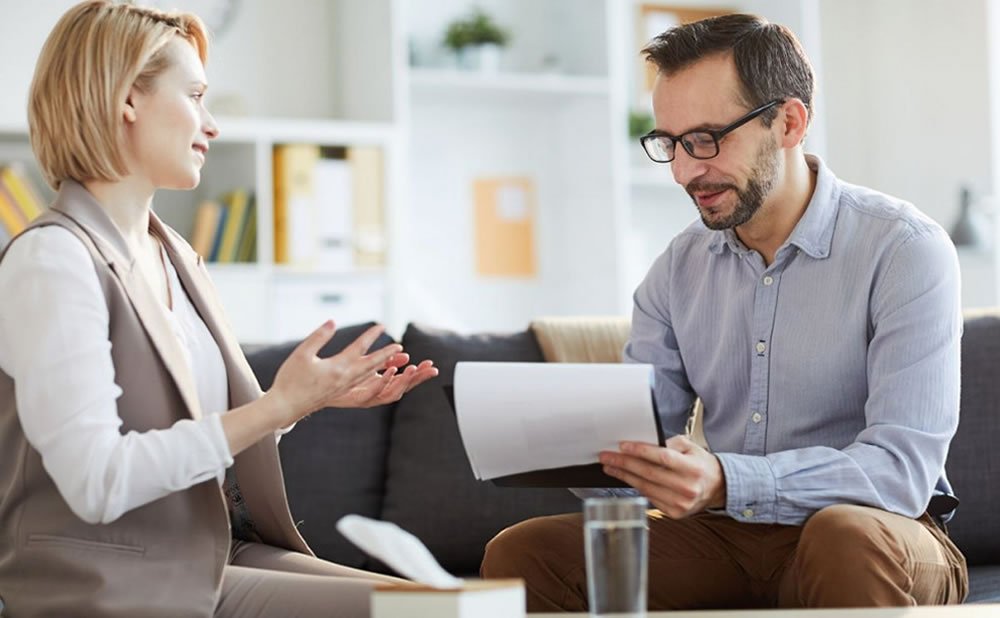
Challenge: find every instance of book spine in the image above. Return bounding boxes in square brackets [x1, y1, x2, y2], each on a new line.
[0, 182, 27, 237]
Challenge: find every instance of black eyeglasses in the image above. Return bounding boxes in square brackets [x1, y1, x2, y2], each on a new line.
[639, 99, 783, 163]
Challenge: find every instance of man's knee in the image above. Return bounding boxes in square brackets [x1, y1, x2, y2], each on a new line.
[481, 516, 572, 579]
[798, 504, 895, 562]
[788, 505, 912, 607]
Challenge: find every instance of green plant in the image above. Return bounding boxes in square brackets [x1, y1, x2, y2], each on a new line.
[628, 110, 655, 139]
[443, 8, 510, 51]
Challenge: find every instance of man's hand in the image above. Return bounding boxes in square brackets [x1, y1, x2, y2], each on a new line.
[599, 435, 726, 519]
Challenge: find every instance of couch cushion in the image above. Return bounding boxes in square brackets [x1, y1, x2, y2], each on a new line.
[945, 310, 1000, 566]
[243, 322, 396, 568]
[968, 565, 1000, 603]
[378, 323, 581, 576]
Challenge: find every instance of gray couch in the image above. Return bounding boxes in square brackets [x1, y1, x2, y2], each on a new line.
[244, 312, 1000, 603]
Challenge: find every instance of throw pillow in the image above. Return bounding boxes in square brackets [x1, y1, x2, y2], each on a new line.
[378, 323, 581, 576]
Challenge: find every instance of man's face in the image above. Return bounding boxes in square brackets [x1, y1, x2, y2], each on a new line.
[651, 54, 781, 230]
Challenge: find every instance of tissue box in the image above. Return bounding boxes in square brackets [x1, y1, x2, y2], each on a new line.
[372, 578, 525, 618]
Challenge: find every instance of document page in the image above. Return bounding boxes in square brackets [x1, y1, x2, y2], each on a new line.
[453, 362, 659, 480]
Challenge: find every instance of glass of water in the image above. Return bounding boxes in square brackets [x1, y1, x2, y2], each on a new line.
[583, 497, 649, 618]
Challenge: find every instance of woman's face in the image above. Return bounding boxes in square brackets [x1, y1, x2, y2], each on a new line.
[124, 38, 218, 190]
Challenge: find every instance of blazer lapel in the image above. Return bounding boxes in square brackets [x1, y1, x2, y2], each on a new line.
[50, 182, 205, 421]
[151, 215, 262, 408]
[154, 216, 311, 554]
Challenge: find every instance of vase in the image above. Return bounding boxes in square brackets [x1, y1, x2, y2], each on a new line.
[456, 44, 503, 72]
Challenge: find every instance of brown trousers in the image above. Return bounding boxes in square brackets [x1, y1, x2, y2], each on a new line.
[215, 541, 407, 618]
[480, 504, 968, 612]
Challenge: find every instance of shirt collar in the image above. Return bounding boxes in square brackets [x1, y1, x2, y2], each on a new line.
[707, 154, 841, 259]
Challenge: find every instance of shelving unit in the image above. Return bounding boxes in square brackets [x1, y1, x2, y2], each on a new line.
[408, 68, 610, 98]
[0, 0, 828, 341]
[154, 117, 398, 344]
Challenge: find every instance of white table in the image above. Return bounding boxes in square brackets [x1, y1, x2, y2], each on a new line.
[534, 606, 1000, 618]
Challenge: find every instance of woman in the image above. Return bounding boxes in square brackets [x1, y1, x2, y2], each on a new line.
[0, 2, 437, 616]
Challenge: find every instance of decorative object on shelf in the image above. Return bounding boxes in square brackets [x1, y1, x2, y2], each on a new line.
[628, 110, 655, 139]
[949, 184, 991, 250]
[443, 8, 510, 72]
[473, 176, 537, 278]
[634, 4, 733, 106]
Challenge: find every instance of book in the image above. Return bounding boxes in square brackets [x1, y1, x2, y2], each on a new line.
[217, 188, 250, 263]
[0, 182, 27, 237]
[314, 155, 353, 271]
[208, 200, 229, 262]
[451, 362, 663, 487]
[273, 144, 320, 266]
[347, 146, 385, 268]
[189, 200, 222, 259]
[0, 165, 44, 223]
[236, 195, 257, 263]
[0, 217, 11, 249]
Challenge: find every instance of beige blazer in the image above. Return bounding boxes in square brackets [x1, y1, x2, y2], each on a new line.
[0, 180, 310, 617]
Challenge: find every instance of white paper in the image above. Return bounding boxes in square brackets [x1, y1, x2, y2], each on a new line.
[336, 515, 463, 589]
[496, 185, 528, 221]
[453, 362, 659, 480]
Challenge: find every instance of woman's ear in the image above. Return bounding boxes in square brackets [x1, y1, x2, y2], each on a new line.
[123, 89, 138, 123]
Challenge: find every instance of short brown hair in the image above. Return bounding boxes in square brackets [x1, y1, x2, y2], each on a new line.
[642, 13, 814, 127]
[28, 1, 209, 190]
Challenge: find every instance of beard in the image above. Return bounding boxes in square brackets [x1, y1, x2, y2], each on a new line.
[686, 136, 780, 230]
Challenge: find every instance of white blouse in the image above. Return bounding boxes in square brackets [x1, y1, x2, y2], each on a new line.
[0, 226, 234, 525]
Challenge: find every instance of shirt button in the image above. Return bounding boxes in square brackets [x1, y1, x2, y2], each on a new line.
[755, 342, 766, 354]
[763, 276, 774, 286]
[752, 412, 763, 423]
[743, 508, 754, 518]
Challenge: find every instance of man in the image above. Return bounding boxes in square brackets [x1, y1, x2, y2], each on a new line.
[481, 13, 968, 610]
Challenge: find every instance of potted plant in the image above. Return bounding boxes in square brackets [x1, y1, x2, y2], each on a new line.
[628, 110, 655, 140]
[443, 8, 510, 71]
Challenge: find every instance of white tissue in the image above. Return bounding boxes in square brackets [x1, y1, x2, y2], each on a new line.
[336, 515, 464, 589]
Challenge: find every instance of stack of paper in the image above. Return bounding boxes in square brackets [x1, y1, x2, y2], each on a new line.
[453, 362, 660, 482]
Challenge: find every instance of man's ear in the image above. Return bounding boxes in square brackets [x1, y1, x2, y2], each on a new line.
[123, 88, 138, 123]
[778, 98, 809, 148]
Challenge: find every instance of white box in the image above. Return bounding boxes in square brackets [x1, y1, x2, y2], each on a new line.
[372, 579, 525, 618]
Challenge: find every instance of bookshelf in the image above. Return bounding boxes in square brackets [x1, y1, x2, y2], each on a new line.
[0, 116, 396, 345]
[0, 0, 827, 340]
[155, 117, 397, 344]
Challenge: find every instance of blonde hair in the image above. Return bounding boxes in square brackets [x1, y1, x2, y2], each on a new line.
[28, 1, 209, 190]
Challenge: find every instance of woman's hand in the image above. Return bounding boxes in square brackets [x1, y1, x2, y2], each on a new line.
[327, 351, 438, 408]
[267, 321, 438, 425]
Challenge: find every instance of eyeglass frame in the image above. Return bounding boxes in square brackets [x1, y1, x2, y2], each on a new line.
[639, 99, 784, 163]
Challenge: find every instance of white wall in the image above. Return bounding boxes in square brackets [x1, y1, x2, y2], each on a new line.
[0, 0, 346, 124]
[819, 0, 994, 307]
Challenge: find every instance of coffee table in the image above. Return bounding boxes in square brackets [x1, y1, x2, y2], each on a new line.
[534, 606, 1000, 617]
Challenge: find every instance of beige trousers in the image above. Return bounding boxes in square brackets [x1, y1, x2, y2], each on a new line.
[480, 505, 968, 612]
[215, 541, 406, 618]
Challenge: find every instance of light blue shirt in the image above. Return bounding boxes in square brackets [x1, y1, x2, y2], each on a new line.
[624, 155, 961, 526]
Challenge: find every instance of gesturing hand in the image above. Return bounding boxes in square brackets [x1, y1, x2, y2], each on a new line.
[268, 321, 438, 425]
[599, 434, 726, 519]
[326, 351, 438, 409]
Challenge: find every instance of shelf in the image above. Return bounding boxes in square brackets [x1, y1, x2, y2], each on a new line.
[210, 116, 397, 146]
[408, 68, 609, 100]
[0, 117, 396, 147]
[270, 265, 387, 280]
[0, 122, 27, 137]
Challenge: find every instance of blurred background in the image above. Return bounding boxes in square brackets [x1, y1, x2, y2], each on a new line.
[0, 0, 994, 342]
